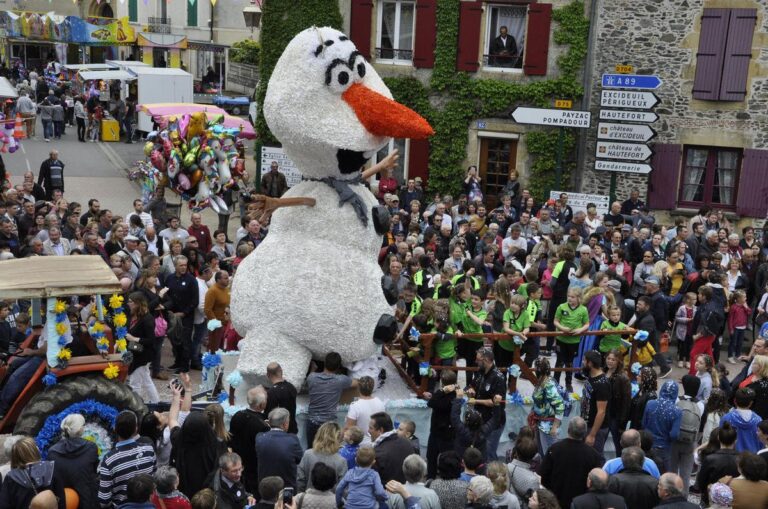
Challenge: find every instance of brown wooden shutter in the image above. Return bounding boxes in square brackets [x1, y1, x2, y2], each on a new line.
[692, 9, 730, 100]
[413, 0, 437, 69]
[456, 0, 483, 72]
[350, 0, 374, 60]
[523, 3, 552, 76]
[737, 149, 768, 218]
[408, 139, 430, 185]
[647, 144, 682, 210]
[719, 8, 757, 102]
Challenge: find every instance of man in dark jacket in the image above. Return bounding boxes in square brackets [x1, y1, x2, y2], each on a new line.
[38, 149, 64, 200]
[571, 469, 627, 509]
[608, 447, 659, 509]
[467, 347, 507, 460]
[208, 452, 255, 509]
[48, 414, 99, 509]
[163, 255, 198, 372]
[229, 386, 269, 494]
[255, 408, 302, 489]
[425, 370, 457, 479]
[370, 411, 414, 484]
[539, 417, 604, 509]
[653, 473, 698, 509]
[635, 295, 671, 377]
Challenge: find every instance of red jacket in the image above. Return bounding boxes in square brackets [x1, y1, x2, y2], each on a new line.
[187, 224, 212, 253]
[609, 262, 633, 287]
[152, 492, 191, 509]
[728, 303, 752, 333]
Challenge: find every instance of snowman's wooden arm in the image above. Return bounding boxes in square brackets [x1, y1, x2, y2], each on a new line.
[361, 149, 399, 180]
[250, 194, 316, 223]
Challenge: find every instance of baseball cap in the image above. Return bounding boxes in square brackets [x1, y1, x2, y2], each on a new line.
[645, 275, 660, 286]
[622, 224, 632, 231]
[607, 280, 621, 292]
[124, 235, 139, 242]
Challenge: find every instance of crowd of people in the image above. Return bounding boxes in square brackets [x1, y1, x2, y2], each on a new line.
[3, 143, 768, 509]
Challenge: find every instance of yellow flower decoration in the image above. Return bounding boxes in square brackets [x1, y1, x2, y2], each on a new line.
[55, 322, 67, 336]
[53, 300, 67, 314]
[97, 338, 110, 348]
[113, 313, 127, 328]
[109, 294, 124, 309]
[91, 321, 105, 333]
[115, 339, 127, 352]
[57, 348, 72, 361]
[103, 363, 120, 380]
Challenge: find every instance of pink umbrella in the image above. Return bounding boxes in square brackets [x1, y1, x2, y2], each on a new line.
[209, 113, 257, 140]
[137, 103, 227, 119]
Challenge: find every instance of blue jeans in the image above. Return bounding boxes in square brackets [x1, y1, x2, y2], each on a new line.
[191, 322, 208, 366]
[486, 423, 504, 461]
[592, 427, 610, 455]
[0, 356, 44, 415]
[729, 328, 746, 358]
[42, 119, 53, 139]
[653, 445, 671, 473]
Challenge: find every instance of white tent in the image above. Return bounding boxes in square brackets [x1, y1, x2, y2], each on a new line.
[0, 78, 18, 99]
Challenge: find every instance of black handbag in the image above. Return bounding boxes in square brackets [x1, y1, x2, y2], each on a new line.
[127, 341, 144, 354]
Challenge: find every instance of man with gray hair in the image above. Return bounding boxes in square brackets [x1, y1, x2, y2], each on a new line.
[255, 407, 302, 489]
[608, 447, 659, 509]
[571, 468, 627, 509]
[388, 454, 440, 509]
[540, 417, 604, 509]
[152, 466, 188, 507]
[209, 451, 256, 509]
[466, 475, 494, 506]
[603, 429, 661, 478]
[38, 149, 64, 200]
[229, 386, 269, 493]
[654, 473, 698, 509]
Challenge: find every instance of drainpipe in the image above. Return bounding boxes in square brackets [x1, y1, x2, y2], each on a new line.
[575, 0, 600, 193]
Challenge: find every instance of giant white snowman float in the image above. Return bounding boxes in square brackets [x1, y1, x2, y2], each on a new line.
[230, 27, 433, 387]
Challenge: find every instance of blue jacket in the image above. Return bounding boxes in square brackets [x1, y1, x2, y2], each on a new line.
[336, 467, 388, 509]
[642, 380, 681, 449]
[255, 429, 303, 489]
[721, 409, 762, 452]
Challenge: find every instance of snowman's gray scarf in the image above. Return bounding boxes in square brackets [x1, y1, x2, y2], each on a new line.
[304, 174, 368, 226]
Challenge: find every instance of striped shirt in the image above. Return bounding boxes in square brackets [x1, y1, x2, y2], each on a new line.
[98, 438, 156, 508]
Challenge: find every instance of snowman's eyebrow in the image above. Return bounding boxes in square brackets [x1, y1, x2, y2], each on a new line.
[324, 51, 362, 85]
[314, 39, 336, 57]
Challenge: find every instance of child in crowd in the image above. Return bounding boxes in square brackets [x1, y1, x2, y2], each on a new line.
[9, 312, 30, 355]
[499, 295, 530, 383]
[540, 257, 557, 354]
[727, 290, 751, 364]
[464, 289, 490, 336]
[694, 354, 719, 403]
[599, 305, 629, 359]
[340, 426, 364, 470]
[553, 287, 589, 392]
[523, 283, 546, 366]
[0, 301, 11, 356]
[721, 387, 762, 452]
[396, 420, 420, 454]
[335, 446, 388, 509]
[221, 308, 241, 351]
[459, 447, 483, 482]
[674, 292, 697, 369]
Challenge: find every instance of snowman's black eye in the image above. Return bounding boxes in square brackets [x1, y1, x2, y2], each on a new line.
[357, 63, 366, 78]
[338, 72, 349, 85]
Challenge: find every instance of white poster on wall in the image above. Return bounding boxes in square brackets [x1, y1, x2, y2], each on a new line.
[260, 146, 303, 188]
[549, 190, 610, 216]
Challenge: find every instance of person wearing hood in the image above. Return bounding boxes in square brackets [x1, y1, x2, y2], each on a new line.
[169, 382, 226, 498]
[48, 413, 99, 509]
[336, 446, 389, 509]
[721, 387, 762, 452]
[642, 380, 682, 472]
[0, 436, 66, 509]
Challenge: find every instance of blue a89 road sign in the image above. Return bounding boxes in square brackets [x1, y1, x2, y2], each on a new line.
[602, 74, 662, 90]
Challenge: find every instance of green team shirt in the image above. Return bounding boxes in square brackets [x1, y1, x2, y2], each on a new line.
[599, 320, 628, 352]
[406, 296, 422, 317]
[434, 325, 457, 360]
[449, 297, 466, 330]
[517, 283, 529, 298]
[500, 308, 531, 351]
[551, 260, 566, 279]
[463, 304, 488, 338]
[526, 298, 541, 324]
[554, 303, 589, 344]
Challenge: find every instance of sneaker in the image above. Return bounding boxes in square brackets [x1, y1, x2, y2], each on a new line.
[685, 361, 690, 369]
[659, 366, 672, 378]
[677, 360, 684, 368]
[728, 357, 736, 364]
[44, 138, 49, 142]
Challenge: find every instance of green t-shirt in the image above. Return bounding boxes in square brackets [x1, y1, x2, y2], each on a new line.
[554, 303, 589, 344]
[462, 303, 488, 339]
[406, 296, 423, 317]
[599, 320, 628, 352]
[526, 298, 541, 324]
[449, 297, 466, 330]
[517, 283, 529, 298]
[434, 325, 457, 360]
[500, 308, 531, 351]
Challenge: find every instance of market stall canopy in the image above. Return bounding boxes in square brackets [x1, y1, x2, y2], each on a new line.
[0, 78, 18, 98]
[77, 70, 137, 82]
[216, 114, 257, 139]
[64, 64, 115, 72]
[0, 256, 121, 299]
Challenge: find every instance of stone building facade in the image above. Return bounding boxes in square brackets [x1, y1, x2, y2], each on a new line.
[580, 0, 768, 221]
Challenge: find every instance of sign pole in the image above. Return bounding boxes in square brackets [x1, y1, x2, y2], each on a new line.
[609, 173, 617, 204]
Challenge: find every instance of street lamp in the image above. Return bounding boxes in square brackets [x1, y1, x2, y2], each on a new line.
[243, 0, 262, 38]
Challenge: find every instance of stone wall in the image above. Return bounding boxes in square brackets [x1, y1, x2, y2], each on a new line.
[579, 0, 768, 209]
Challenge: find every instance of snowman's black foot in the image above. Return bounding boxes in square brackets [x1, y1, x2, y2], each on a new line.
[372, 205, 391, 235]
[373, 314, 398, 345]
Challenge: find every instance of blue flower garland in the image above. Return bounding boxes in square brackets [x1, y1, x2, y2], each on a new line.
[42, 373, 58, 386]
[202, 352, 222, 369]
[36, 399, 119, 459]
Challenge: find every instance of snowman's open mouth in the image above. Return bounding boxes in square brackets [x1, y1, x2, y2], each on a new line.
[337, 148, 371, 174]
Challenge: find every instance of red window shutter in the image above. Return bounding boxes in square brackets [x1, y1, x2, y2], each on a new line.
[523, 3, 552, 76]
[692, 9, 730, 100]
[408, 139, 430, 185]
[737, 149, 768, 217]
[413, 0, 437, 69]
[719, 8, 757, 102]
[350, 0, 374, 60]
[647, 144, 682, 210]
[456, 0, 483, 72]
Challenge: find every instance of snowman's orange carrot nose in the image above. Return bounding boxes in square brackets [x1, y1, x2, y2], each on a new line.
[342, 83, 434, 140]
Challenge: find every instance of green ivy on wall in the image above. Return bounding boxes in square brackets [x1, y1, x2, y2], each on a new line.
[386, 0, 590, 200]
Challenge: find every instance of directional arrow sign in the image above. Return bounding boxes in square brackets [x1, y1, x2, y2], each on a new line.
[595, 160, 653, 174]
[599, 110, 659, 123]
[597, 122, 657, 143]
[600, 90, 660, 110]
[596, 141, 653, 161]
[511, 107, 591, 128]
[602, 74, 663, 90]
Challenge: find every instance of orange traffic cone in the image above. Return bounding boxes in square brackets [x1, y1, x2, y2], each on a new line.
[13, 114, 25, 140]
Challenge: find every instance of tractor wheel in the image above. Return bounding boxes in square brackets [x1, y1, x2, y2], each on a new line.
[14, 374, 146, 438]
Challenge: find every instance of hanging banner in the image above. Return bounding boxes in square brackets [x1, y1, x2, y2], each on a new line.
[0, 12, 135, 44]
